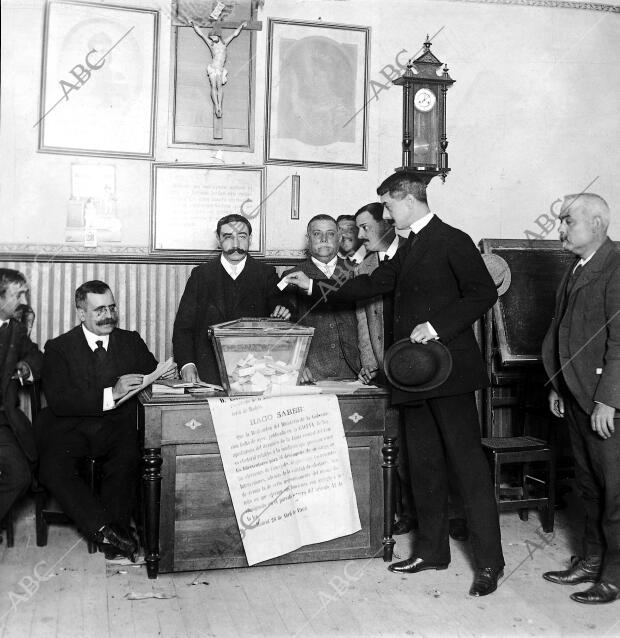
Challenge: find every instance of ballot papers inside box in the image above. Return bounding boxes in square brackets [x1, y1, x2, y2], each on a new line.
[209, 318, 314, 396]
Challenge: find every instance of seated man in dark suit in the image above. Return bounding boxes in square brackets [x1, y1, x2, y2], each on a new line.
[36, 280, 160, 560]
[0, 269, 43, 526]
[173, 214, 290, 385]
[283, 214, 361, 381]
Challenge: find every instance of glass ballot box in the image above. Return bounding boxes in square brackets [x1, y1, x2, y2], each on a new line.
[209, 318, 314, 396]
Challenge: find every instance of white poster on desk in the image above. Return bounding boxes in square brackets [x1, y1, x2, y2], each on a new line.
[208, 394, 361, 566]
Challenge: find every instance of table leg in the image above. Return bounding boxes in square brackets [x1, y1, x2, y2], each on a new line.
[382, 436, 398, 562]
[142, 447, 162, 579]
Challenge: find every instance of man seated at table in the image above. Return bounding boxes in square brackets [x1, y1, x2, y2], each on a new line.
[173, 214, 290, 385]
[283, 214, 361, 382]
[36, 280, 159, 561]
[0, 269, 42, 528]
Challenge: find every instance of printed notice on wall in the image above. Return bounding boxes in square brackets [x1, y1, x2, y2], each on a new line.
[208, 394, 361, 565]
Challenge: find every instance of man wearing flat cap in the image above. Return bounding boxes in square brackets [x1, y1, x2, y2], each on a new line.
[285, 172, 504, 597]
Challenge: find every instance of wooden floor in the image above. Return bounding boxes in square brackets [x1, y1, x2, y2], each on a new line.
[0, 487, 617, 638]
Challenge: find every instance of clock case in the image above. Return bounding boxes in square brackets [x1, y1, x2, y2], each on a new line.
[393, 37, 455, 182]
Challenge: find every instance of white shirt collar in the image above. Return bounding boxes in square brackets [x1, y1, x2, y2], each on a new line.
[347, 244, 367, 265]
[410, 212, 435, 235]
[378, 235, 400, 261]
[82, 324, 109, 351]
[220, 254, 247, 280]
[311, 255, 338, 278]
[576, 250, 597, 269]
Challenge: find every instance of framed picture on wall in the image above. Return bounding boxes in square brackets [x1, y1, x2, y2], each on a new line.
[150, 163, 265, 257]
[37, 1, 159, 159]
[265, 19, 370, 170]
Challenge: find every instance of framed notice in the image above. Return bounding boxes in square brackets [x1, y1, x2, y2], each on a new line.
[265, 19, 370, 169]
[38, 1, 159, 159]
[150, 164, 265, 257]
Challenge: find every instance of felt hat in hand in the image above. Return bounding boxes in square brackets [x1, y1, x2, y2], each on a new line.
[383, 339, 453, 392]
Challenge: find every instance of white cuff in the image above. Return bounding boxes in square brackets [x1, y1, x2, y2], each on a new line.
[103, 387, 115, 411]
[426, 321, 439, 339]
[307, 279, 313, 296]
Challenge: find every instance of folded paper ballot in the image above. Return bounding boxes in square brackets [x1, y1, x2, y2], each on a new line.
[115, 357, 176, 406]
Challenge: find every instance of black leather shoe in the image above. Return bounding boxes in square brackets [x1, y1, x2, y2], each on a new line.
[449, 518, 469, 541]
[94, 524, 138, 563]
[388, 557, 449, 574]
[469, 567, 504, 596]
[393, 518, 417, 535]
[543, 556, 602, 585]
[570, 582, 620, 604]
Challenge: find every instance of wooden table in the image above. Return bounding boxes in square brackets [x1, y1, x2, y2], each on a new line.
[138, 387, 399, 578]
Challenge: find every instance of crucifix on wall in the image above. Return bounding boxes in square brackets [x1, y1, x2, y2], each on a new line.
[172, 0, 262, 145]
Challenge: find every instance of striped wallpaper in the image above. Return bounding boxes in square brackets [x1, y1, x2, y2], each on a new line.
[1, 259, 294, 363]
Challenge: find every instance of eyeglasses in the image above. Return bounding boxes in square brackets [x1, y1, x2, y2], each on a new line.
[92, 304, 117, 318]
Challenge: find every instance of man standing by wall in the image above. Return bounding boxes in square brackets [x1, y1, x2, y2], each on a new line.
[0, 269, 42, 525]
[284, 173, 504, 596]
[173, 214, 290, 385]
[542, 193, 620, 605]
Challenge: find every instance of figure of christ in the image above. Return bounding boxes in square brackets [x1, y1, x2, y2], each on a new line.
[190, 21, 247, 118]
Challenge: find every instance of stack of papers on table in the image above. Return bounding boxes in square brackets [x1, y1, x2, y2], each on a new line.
[151, 379, 224, 396]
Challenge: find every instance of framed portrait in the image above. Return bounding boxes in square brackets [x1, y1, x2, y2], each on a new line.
[265, 19, 370, 170]
[38, 1, 159, 159]
[150, 164, 265, 257]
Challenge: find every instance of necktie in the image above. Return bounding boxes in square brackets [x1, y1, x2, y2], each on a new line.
[566, 264, 583, 296]
[94, 340, 107, 364]
[381, 253, 389, 262]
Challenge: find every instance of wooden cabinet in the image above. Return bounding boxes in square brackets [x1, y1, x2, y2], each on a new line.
[138, 388, 399, 577]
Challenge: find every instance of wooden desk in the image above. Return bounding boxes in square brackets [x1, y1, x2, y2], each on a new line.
[138, 387, 399, 579]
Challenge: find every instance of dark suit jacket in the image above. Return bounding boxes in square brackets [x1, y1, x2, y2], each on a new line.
[542, 237, 620, 414]
[0, 321, 43, 462]
[173, 256, 285, 384]
[283, 258, 361, 379]
[355, 237, 406, 371]
[306, 216, 496, 404]
[36, 326, 157, 439]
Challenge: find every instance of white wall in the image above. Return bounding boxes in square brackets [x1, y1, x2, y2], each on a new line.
[1, 0, 619, 254]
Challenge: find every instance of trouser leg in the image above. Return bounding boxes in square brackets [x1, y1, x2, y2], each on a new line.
[92, 423, 139, 530]
[0, 425, 31, 521]
[428, 394, 504, 568]
[38, 426, 107, 536]
[402, 402, 450, 563]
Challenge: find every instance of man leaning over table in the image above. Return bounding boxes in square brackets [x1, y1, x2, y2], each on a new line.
[173, 214, 291, 386]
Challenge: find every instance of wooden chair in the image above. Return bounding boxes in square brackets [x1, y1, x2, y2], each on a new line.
[480, 292, 557, 532]
[482, 372, 556, 532]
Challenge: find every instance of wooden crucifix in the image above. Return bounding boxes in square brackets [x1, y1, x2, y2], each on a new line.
[179, 9, 262, 139]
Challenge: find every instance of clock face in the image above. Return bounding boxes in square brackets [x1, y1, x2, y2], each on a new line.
[414, 88, 436, 112]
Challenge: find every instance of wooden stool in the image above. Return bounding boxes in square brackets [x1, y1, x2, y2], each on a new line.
[35, 458, 99, 553]
[481, 433, 555, 532]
